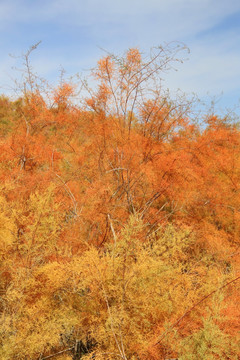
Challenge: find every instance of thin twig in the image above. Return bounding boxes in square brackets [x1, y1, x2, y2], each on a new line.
[40, 346, 74, 360]
[108, 214, 117, 246]
[154, 274, 240, 346]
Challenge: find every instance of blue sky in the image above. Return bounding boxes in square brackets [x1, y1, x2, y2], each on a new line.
[1, 0, 240, 115]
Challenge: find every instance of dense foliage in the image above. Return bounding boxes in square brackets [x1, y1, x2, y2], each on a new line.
[0, 45, 239, 359]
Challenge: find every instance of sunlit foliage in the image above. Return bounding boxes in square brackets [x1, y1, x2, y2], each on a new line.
[0, 45, 239, 359]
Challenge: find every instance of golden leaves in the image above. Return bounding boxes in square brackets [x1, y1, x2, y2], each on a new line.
[0, 46, 240, 359]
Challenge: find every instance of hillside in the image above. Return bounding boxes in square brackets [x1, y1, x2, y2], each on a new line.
[0, 47, 239, 360]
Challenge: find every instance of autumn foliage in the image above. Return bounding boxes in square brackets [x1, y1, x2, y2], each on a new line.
[0, 45, 239, 359]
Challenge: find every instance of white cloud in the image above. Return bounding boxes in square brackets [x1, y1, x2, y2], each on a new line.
[1, 0, 240, 33]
